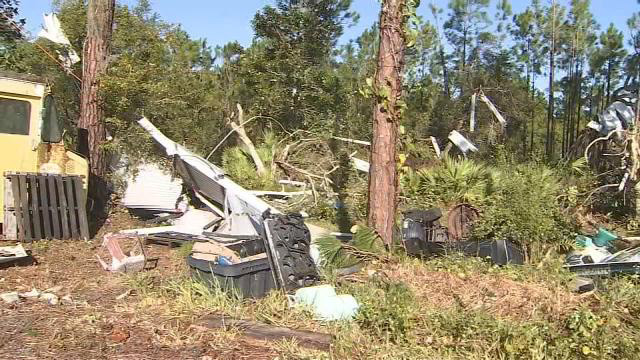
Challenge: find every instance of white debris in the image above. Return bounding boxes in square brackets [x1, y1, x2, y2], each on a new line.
[469, 93, 477, 132]
[20, 288, 40, 298]
[37, 14, 80, 69]
[448, 130, 479, 154]
[288, 285, 359, 321]
[121, 207, 219, 236]
[61, 295, 73, 305]
[40, 292, 59, 305]
[1, 292, 20, 304]
[430, 136, 442, 158]
[122, 162, 183, 213]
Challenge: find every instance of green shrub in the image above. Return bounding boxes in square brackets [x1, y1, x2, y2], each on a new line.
[472, 163, 576, 261]
[403, 156, 496, 208]
[353, 278, 416, 343]
[221, 145, 277, 190]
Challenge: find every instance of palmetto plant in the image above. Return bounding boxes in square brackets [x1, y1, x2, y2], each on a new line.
[415, 156, 495, 207]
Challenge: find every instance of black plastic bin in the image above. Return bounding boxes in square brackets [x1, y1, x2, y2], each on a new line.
[187, 238, 278, 299]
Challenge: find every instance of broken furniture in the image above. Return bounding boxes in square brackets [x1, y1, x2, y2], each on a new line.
[3, 173, 89, 241]
[0, 243, 34, 269]
[96, 233, 158, 273]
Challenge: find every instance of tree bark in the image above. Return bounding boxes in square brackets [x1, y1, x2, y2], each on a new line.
[79, 0, 115, 209]
[546, 0, 556, 160]
[368, 0, 406, 245]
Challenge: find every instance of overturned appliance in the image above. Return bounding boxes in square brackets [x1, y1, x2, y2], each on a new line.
[134, 118, 319, 297]
[401, 207, 523, 265]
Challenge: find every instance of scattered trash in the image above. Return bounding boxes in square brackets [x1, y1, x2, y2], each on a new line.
[288, 285, 360, 321]
[191, 241, 242, 263]
[61, 295, 73, 305]
[96, 233, 158, 273]
[401, 207, 524, 265]
[568, 277, 595, 293]
[116, 289, 133, 300]
[1, 292, 19, 304]
[0, 244, 34, 269]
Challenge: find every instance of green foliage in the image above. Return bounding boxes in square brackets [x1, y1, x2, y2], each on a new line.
[221, 144, 277, 191]
[472, 162, 576, 261]
[316, 225, 385, 268]
[352, 278, 416, 343]
[405, 156, 495, 207]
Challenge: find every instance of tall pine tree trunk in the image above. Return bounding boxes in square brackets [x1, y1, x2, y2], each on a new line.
[79, 0, 115, 212]
[546, 0, 556, 160]
[368, 0, 407, 245]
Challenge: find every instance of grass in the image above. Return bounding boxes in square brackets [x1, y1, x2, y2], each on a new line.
[112, 247, 640, 359]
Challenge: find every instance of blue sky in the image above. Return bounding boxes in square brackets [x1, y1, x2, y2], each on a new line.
[17, 1, 639, 50]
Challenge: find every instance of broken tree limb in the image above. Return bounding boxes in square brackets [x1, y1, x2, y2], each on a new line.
[470, 93, 477, 132]
[249, 190, 312, 198]
[194, 315, 333, 350]
[230, 104, 266, 176]
[430, 136, 442, 158]
[331, 136, 371, 146]
[479, 92, 507, 127]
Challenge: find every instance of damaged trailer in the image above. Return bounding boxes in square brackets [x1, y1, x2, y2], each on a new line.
[133, 117, 319, 298]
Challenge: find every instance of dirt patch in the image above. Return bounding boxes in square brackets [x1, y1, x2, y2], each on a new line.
[387, 262, 580, 322]
[0, 239, 278, 359]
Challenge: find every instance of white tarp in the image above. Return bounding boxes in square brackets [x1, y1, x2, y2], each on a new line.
[37, 14, 80, 69]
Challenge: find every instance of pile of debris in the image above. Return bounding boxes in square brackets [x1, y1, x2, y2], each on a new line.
[565, 227, 640, 277]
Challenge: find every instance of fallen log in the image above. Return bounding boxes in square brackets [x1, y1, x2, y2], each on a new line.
[194, 315, 333, 350]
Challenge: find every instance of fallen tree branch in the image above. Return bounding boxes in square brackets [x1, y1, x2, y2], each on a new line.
[229, 103, 267, 176]
[332, 136, 371, 146]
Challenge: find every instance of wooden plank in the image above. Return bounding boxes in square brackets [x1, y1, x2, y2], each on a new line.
[18, 175, 32, 241]
[72, 177, 89, 240]
[9, 176, 23, 241]
[28, 175, 42, 240]
[47, 176, 61, 239]
[194, 316, 332, 351]
[56, 176, 70, 239]
[65, 177, 79, 239]
[3, 177, 17, 239]
[38, 176, 52, 239]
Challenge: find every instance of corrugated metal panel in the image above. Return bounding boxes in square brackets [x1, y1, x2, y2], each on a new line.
[122, 163, 182, 212]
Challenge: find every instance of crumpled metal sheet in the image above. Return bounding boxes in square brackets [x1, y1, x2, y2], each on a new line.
[122, 163, 183, 213]
[137, 117, 278, 221]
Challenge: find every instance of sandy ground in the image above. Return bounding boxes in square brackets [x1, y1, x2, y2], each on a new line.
[0, 236, 278, 360]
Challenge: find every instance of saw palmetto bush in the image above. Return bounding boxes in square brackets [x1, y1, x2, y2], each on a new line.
[316, 226, 387, 269]
[404, 155, 496, 207]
